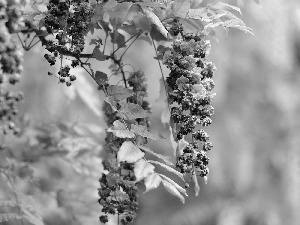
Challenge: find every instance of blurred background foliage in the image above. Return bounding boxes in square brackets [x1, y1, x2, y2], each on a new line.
[1, 0, 300, 225]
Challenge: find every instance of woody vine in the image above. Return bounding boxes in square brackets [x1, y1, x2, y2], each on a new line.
[0, 0, 252, 224]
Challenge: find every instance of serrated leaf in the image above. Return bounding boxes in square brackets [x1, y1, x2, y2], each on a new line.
[109, 2, 133, 29]
[93, 47, 107, 61]
[134, 159, 155, 182]
[192, 172, 200, 196]
[95, 71, 108, 86]
[118, 141, 144, 163]
[107, 120, 135, 138]
[107, 85, 134, 101]
[0, 213, 21, 222]
[119, 102, 151, 120]
[144, 172, 162, 193]
[148, 160, 184, 181]
[161, 180, 185, 203]
[138, 145, 173, 165]
[172, 0, 191, 18]
[159, 173, 187, 196]
[142, 7, 168, 38]
[131, 124, 165, 140]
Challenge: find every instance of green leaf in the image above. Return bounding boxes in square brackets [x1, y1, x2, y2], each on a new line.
[117, 141, 144, 163]
[107, 120, 135, 138]
[119, 102, 151, 120]
[133, 13, 151, 31]
[171, 0, 191, 18]
[95, 71, 108, 86]
[0, 213, 21, 223]
[159, 173, 188, 196]
[131, 124, 165, 140]
[110, 30, 126, 49]
[103, 0, 118, 12]
[142, 7, 168, 39]
[120, 23, 138, 35]
[192, 172, 200, 196]
[161, 180, 185, 203]
[138, 145, 173, 165]
[207, 2, 241, 15]
[144, 172, 162, 193]
[109, 2, 133, 29]
[92, 47, 107, 61]
[191, 0, 203, 9]
[107, 85, 134, 101]
[134, 159, 155, 182]
[148, 160, 184, 181]
[105, 96, 118, 111]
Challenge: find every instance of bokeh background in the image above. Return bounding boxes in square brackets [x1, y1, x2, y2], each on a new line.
[1, 0, 300, 225]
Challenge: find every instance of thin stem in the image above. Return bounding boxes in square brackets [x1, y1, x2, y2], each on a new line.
[117, 213, 120, 225]
[151, 37, 171, 112]
[110, 30, 143, 57]
[103, 33, 108, 54]
[27, 40, 40, 50]
[16, 33, 25, 49]
[27, 34, 37, 49]
[78, 59, 108, 95]
[119, 34, 140, 60]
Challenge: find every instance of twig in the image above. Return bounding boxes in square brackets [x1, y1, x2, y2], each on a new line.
[151, 37, 171, 112]
[119, 34, 140, 60]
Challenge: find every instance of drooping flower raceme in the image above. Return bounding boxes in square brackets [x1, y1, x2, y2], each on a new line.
[163, 31, 216, 179]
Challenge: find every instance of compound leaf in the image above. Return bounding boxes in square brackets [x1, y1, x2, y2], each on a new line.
[134, 159, 155, 182]
[95, 71, 108, 86]
[119, 102, 151, 120]
[207, 2, 241, 15]
[107, 120, 135, 138]
[131, 124, 165, 140]
[142, 7, 168, 38]
[148, 160, 184, 181]
[159, 173, 187, 196]
[107, 85, 134, 101]
[144, 172, 162, 193]
[138, 145, 173, 165]
[109, 2, 133, 29]
[92, 47, 107, 61]
[172, 0, 191, 18]
[117, 141, 144, 163]
[161, 180, 185, 203]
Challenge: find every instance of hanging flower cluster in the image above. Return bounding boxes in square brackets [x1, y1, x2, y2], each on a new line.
[43, 0, 95, 85]
[99, 71, 151, 225]
[162, 25, 216, 179]
[0, 0, 24, 136]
